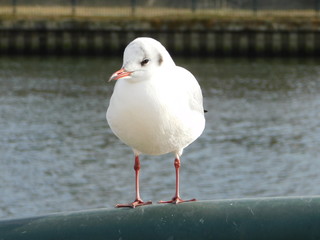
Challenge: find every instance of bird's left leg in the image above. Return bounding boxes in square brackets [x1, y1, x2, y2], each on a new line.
[159, 156, 196, 204]
[116, 155, 152, 208]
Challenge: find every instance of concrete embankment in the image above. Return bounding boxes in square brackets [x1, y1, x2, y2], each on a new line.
[1, 17, 320, 56]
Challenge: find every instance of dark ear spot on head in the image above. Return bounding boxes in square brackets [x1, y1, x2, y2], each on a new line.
[158, 54, 163, 65]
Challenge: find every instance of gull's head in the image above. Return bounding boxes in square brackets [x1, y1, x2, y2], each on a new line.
[109, 37, 175, 82]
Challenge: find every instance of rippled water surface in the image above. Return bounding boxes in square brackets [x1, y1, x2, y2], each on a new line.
[0, 56, 320, 218]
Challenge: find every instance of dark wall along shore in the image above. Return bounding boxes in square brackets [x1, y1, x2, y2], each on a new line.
[1, 19, 320, 57]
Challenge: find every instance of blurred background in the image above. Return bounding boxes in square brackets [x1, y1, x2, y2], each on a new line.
[0, 0, 320, 219]
[1, 0, 320, 16]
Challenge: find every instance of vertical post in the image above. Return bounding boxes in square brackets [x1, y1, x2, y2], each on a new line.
[131, 0, 136, 16]
[12, 0, 17, 16]
[191, 0, 197, 13]
[316, 0, 320, 17]
[252, 0, 257, 15]
[71, 0, 77, 16]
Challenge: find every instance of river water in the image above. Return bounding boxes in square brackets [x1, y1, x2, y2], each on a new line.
[0, 56, 319, 218]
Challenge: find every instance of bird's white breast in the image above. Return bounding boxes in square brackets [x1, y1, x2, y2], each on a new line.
[107, 68, 205, 156]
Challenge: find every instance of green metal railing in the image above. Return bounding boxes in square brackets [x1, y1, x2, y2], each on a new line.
[1, 196, 320, 240]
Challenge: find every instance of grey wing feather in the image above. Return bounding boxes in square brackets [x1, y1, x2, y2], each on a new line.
[177, 66, 205, 115]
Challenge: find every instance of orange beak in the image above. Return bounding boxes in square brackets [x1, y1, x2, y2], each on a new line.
[109, 68, 132, 81]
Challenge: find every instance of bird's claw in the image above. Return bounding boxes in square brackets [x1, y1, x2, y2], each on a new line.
[158, 196, 196, 204]
[116, 199, 152, 208]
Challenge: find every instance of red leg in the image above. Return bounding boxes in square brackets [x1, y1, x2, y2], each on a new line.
[116, 155, 152, 208]
[159, 157, 196, 204]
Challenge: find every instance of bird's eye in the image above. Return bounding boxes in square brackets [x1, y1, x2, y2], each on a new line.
[141, 58, 150, 66]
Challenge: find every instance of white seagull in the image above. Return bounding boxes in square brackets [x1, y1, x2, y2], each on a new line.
[107, 37, 205, 208]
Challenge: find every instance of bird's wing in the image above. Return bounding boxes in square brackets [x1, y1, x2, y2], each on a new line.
[173, 66, 205, 115]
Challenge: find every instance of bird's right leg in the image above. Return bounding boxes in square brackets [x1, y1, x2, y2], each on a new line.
[158, 156, 196, 204]
[116, 155, 152, 208]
